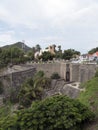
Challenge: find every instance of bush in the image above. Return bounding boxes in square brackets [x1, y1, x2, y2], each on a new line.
[95, 69, 98, 77]
[51, 72, 60, 79]
[0, 81, 4, 94]
[1, 95, 94, 130]
[18, 72, 51, 108]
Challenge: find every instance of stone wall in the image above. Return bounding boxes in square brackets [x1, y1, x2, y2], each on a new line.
[34, 63, 97, 83]
[0, 63, 97, 106]
[0, 67, 36, 99]
[34, 63, 62, 78]
[79, 64, 97, 82]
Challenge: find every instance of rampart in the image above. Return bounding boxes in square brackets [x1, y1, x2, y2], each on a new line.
[0, 63, 97, 106]
[0, 66, 36, 99]
[34, 63, 97, 83]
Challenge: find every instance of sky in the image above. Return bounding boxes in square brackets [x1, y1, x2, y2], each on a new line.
[0, 0, 98, 53]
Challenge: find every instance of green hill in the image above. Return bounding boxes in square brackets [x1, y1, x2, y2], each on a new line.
[2, 42, 31, 52]
[79, 77, 98, 130]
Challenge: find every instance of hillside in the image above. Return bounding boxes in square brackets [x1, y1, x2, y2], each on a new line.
[2, 42, 31, 52]
[78, 77, 98, 130]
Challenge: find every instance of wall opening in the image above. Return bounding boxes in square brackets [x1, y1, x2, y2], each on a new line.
[66, 71, 70, 82]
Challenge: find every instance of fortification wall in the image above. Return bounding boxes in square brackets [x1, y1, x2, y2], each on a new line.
[79, 64, 97, 82]
[34, 63, 97, 83]
[70, 64, 80, 82]
[35, 63, 62, 77]
[0, 67, 36, 99]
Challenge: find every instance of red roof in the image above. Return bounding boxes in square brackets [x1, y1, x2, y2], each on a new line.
[95, 51, 98, 56]
[93, 51, 98, 56]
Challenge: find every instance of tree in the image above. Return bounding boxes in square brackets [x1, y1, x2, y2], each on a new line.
[62, 49, 80, 60]
[0, 47, 27, 67]
[0, 81, 4, 94]
[58, 45, 62, 52]
[0, 48, 2, 53]
[62, 49, 73, 60]
[32, 47, 36, 53]
[40, 51, 54, 61]
[88, 47, 98, 54]
[18, 71, 51, 107]
[55, 45, 62, 59]
[27, 50, 34, 60]
[35, 44, 41, 52]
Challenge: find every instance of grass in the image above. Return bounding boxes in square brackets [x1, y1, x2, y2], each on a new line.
[0, 101, 12, 119]
[78, 77, 98, 130]
[79, 77, 98, 117]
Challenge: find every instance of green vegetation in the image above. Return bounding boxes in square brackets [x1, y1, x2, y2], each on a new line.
[51, 72, 60, 79]
[18, 71, 51, 107]
[0, 69, 97, 130]
[0, 47, 27, 68]
[0, 95, 95, 130]
[88, 47, 98, 54]
[0, 42, 81, 68]
[27, 50, 34, 61]
[79, 77, 98, 118]
[62, 49, 80, 60]
[95, 69, 98, 77]
[2, 42, 31, 52]
[35, 44, 41, 52]
[40, 51, 55, 61]
[0, 81, 4, 94]
[78, 72, 98, 129]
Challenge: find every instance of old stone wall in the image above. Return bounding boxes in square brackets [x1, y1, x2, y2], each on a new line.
[34, 63, 97, 83]
[79, 64, 97, 82]
[34, 63, 62, 78]
[0, 67, 36, 98]
[0, 62, 97, 106]
[70, 64, 80, 82]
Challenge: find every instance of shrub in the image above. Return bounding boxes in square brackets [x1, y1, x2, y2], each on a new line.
[51, 72, 60, 79]
[0, 81, 4, 94]
[95, 69, 98, 77]
[1, 95, 94, 130]
[18, 72, 51, 108]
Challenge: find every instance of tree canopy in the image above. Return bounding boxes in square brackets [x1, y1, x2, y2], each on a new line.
[18, 71, 51, 107]
[0, 47, 28, 68]
[40, 51, 55, 61]
[62, 49, 80, 60]
[88, 47, 98, 54]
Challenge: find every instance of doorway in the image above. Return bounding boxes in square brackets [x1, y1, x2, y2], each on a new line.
[66, 71, 70, 82]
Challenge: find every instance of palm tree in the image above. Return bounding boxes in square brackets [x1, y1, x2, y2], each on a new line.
[58, 45, 61, 52]
[18, 71, 51, 107]
[35, 44, 41, 52]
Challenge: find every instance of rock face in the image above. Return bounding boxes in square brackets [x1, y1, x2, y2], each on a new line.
[43, 79, 82, 99]
[61, 83, 81, 98]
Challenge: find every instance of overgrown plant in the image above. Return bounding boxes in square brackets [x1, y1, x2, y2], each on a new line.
[0, 81, 4, 94]
[0, 95, 95, 130]
[51, 72, 60, 79]
[18, 71, 51, 108]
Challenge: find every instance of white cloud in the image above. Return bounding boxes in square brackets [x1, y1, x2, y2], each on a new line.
[0, 31, 16, 46]
[0, 0, 98, 53]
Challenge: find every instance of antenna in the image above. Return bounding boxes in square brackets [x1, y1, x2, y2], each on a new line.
[22, 40, 25, 50]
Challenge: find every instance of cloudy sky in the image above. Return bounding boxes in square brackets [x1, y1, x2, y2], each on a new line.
[0, 0, 98, 53]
